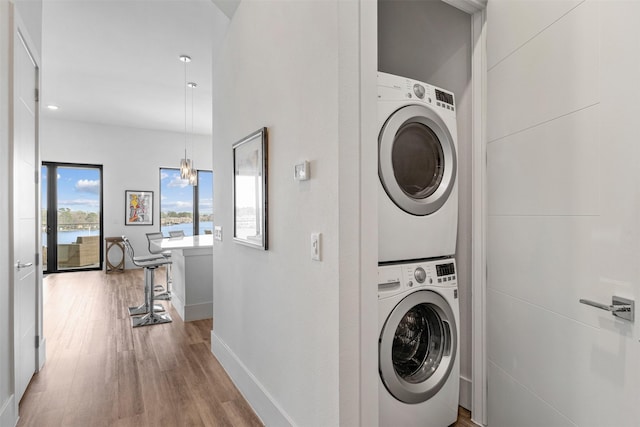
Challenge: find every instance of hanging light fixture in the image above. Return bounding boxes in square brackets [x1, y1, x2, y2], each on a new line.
[179, 54, 192, 179]
[187, 81, 198, 186]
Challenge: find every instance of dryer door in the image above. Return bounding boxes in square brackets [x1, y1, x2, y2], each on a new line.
[379, 290, 457, 404]
[379, 104, 456, 216]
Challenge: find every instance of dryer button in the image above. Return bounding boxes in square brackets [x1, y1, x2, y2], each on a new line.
[407, 281, 414, 287]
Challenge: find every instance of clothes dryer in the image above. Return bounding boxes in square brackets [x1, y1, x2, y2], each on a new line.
[378, 258, 460, 427]
[378, 72, 458, 262]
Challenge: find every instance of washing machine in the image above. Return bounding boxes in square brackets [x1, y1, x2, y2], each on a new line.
[378, 258, 460, 427]
[378, 72, 458, 263]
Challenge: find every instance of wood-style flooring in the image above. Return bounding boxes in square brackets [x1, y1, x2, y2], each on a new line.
[18, 269, 261, 427]
[18, 269, 476, 427]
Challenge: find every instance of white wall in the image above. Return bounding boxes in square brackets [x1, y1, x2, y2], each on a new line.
[0, 2, 14, 425]
[40, 118, 212, 267]
[210, 1, 373, 425]
[378, 0, 474, 408]
[487, 1, 640, 425]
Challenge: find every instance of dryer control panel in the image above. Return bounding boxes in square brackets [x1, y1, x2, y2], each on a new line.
[378, 258, 457, 297]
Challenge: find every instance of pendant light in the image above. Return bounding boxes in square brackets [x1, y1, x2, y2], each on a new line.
[179, 55, 192, 179]
[187, 81, 198, 186]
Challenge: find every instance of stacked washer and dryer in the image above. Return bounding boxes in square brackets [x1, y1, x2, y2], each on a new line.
[377, 72, 460, 427]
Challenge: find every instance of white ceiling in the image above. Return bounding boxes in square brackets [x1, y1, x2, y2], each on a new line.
[41, 0, 229, 136]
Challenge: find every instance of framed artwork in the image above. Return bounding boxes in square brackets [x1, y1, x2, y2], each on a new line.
[125, 190, 153, 225]
[233, 127, 268, 250]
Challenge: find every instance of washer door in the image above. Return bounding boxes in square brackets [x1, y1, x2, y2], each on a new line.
[379, 104, 457, 216]
[379, 290, 457, 404]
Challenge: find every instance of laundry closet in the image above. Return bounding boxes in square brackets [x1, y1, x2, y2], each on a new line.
[377, 0, 474, 411]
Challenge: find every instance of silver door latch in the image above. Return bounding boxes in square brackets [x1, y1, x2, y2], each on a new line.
[16, 260, 33, 270]
[579, 296, 634, 322]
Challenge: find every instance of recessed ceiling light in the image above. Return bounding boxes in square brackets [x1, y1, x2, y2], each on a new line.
[179, 55, 191, 63]
[46, 105, 59, 111]
[187, 82, 197, 88]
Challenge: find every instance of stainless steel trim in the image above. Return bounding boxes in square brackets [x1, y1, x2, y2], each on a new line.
[579, 296, 634, 322]
[379, 104, 457, 216]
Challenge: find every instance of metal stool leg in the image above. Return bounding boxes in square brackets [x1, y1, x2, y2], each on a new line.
[128, 267, 165, 315]
[155, 260, 172, 301]
[132, 266, 172, 327]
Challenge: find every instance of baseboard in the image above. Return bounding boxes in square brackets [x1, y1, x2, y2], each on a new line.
[460, 375, 472, 411]
[211, 331, 294, 427]
[38, 337, 47, 371]
[0, 395, 16, 427]
[183, 301, 213, 322]
[170, 295, 186, 320]
[171, 296, 212, 322]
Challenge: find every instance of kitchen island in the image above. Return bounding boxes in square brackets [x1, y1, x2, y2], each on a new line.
[153, 234, 213, 322]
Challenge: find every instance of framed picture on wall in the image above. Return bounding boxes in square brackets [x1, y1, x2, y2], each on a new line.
[233, 127, 268, 250]
[125, 190, 153, 225]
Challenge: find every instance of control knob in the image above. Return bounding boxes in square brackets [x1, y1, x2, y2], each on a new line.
[414, 267, 426, 284]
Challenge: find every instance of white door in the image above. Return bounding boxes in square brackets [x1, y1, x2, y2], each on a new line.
[13, 28, 38, 404]
[486, 1, 640, 426]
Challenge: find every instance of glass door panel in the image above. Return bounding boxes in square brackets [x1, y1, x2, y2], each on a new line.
[42, 162, 103, 273]
[56, 166, 102, 270]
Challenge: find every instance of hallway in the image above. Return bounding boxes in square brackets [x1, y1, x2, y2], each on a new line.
[18, 269, 476, 426]
[17, 269, 261, 426]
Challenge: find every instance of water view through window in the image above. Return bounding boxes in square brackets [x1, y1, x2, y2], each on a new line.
[42, 163, 103, 272]
[160, 168, 213, 236]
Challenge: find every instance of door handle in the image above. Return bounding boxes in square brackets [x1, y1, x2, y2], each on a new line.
[579, 296, 634, 322]
[16, 260, 33, 270]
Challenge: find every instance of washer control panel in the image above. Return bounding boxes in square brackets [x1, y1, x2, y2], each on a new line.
[378, 258, 457, 297]
[377, 71, 456, 115]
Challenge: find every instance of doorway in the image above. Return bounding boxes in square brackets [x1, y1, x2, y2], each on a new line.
[42, 162, 103, 273]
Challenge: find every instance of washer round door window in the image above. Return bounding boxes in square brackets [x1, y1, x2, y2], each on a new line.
[379, 104, 456, 216]
[379, 290, 457, 404]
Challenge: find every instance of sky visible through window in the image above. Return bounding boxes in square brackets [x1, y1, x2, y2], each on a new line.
[160, 168, 213, 236]
[42, 166, 101, 213]
[42, 165, 102, 247]
[160, 169, 194, 215]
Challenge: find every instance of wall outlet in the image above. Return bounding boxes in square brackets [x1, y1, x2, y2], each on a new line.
[311, 232, 321, 261]
[214, 226, 223, 241]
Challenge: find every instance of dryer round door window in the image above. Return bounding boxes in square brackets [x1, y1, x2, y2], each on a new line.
[379, 290, 457, 404]
[379, 104, 457, 216]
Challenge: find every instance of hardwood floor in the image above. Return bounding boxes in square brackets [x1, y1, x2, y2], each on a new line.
[19, 269, 476, 427]
[18, 269, 261, 427]
[452, 407, 477, 427]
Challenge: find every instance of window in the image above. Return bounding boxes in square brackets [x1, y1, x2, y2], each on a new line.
[42, 162, 103, 273]
[160, 168, 213, 236]
[197, 170, 214, 235]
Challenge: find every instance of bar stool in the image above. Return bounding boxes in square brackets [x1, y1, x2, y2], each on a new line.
[122, 236, 172, 327]
[146, 232, 172, 300]
[169, 230, 185, 238]
[123, 236, 165, 315]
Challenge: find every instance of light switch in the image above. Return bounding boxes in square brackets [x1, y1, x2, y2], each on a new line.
[214, 226, 223, 241]
[311, 232, 321, 261]
[294, 161, 310, 181]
